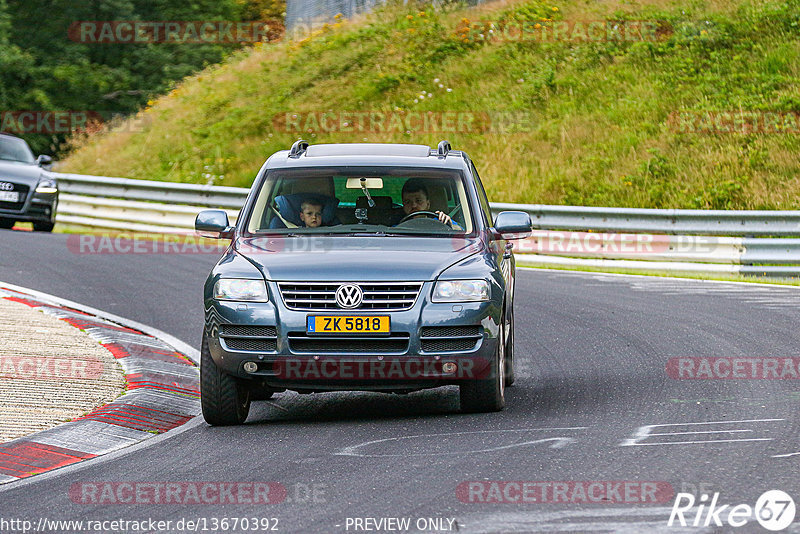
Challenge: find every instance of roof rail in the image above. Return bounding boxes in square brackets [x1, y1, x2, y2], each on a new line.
[436, 140, 451, 158]
[289, 139, 309, 158]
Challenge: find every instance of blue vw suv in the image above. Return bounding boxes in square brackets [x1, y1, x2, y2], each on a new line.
[196, 141, 532, 425]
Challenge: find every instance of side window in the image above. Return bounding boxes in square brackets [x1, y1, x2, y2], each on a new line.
[471, 162, 494, 226]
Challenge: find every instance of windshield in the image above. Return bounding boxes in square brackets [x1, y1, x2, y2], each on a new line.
[246, 167, 474, 236]
[0, 135, 35, 163]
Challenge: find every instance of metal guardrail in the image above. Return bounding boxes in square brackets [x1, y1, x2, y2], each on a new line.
[55, 174, 244, 234]
[490, 203, 800, 237]
[53, 173, 800, 278]
[56, 174, 247, 209]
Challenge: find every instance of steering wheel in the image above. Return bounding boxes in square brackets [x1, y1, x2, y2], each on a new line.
[399, 211, 442, 224]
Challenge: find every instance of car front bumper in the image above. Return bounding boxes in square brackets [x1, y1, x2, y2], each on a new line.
[0, 190, 57, 223]
[205, 281, 501, 392]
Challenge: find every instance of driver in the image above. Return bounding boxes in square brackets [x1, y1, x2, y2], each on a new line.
[396, 178, 457, 228]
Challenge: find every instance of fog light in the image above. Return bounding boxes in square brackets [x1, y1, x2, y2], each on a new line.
[442, 362, 457, 374]
[243, 362, 258, 373]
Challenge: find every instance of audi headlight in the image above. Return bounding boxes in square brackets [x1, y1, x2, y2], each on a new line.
[214, 279, 268, 302]
[35, 178, 58, 194]
[432, 280, 490, 302]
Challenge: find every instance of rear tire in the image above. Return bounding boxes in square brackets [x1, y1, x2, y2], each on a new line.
[33, 221, 55, 232]
[248, 387, 275, 401]
[505, 302, 516, 387]
[460, 312, 506, 413]
[200, 332, 251, 425]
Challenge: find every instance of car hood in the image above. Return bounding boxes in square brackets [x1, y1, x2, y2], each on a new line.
[0, 160, 43, 186]
[235, 235, 484, 282]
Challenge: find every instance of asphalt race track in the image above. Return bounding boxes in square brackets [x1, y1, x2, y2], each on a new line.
[1, 230, 800, 533]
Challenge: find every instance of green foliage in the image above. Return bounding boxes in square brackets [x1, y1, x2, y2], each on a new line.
[2, 0, 283, 154]
[61, 0, 800, 209]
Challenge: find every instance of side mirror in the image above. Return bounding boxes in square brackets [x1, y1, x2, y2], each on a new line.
[492, 211, 532, 240]
[37, 155, 53, 167]
[196, 210, 234, 239]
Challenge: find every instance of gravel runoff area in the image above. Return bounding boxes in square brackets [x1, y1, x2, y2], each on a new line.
[0, 297, 126, 442]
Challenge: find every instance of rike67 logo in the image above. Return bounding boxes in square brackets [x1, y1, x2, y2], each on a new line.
[668, 490, 796, 531]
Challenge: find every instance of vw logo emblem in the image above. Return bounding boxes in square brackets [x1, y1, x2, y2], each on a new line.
[335, 284, 363, 309]
[0, 182, 12, 192]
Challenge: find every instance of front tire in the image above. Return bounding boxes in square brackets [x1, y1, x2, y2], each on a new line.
[33, 198, 57, 232]
[200, 332, 251, 425]
[33, 220, 55, 232]
[460, 312, 506, 413]
[0, 219, 14, 230]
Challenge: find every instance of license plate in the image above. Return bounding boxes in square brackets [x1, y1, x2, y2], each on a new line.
[0, 191, 18, 203]
[307, 315, 390, 335]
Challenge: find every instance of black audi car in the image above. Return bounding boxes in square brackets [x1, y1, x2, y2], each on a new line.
[196, 141, 532, 425]
[0, 133, 58, 232]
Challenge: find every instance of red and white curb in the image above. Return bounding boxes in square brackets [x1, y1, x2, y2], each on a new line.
[0, 284, 200, 484]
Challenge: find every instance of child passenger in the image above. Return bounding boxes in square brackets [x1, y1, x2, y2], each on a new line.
[299, 200, 323, 228]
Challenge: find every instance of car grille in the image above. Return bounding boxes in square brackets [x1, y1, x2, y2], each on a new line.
[220, 325, 277, 337]
[0, 183, 28, 212]
[420, 325, 482, 353]
[219, 324, 277, 352]
[224, 338, 277, 351]
[278, 282, 423, 311]
[288, 333, 410, 353]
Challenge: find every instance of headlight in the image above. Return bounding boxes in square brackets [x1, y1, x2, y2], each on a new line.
[214, 279, 268, 302]
[432, 280, 489, 302]
[35, 178, 58, 194]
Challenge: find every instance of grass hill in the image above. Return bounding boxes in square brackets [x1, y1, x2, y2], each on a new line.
[61, 0, 800, 209]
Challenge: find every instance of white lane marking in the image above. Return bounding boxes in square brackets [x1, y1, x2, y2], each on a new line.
[338, 437, 577, 457]
[623, 439, 773, 446]
[648, 429, 754, 436]
[525, 267, 800, 291]
[335, 428, 586, 457]
[637, 418, 783, 426]
[620, 419, 784, 447]
[773, 452, 800, 458]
